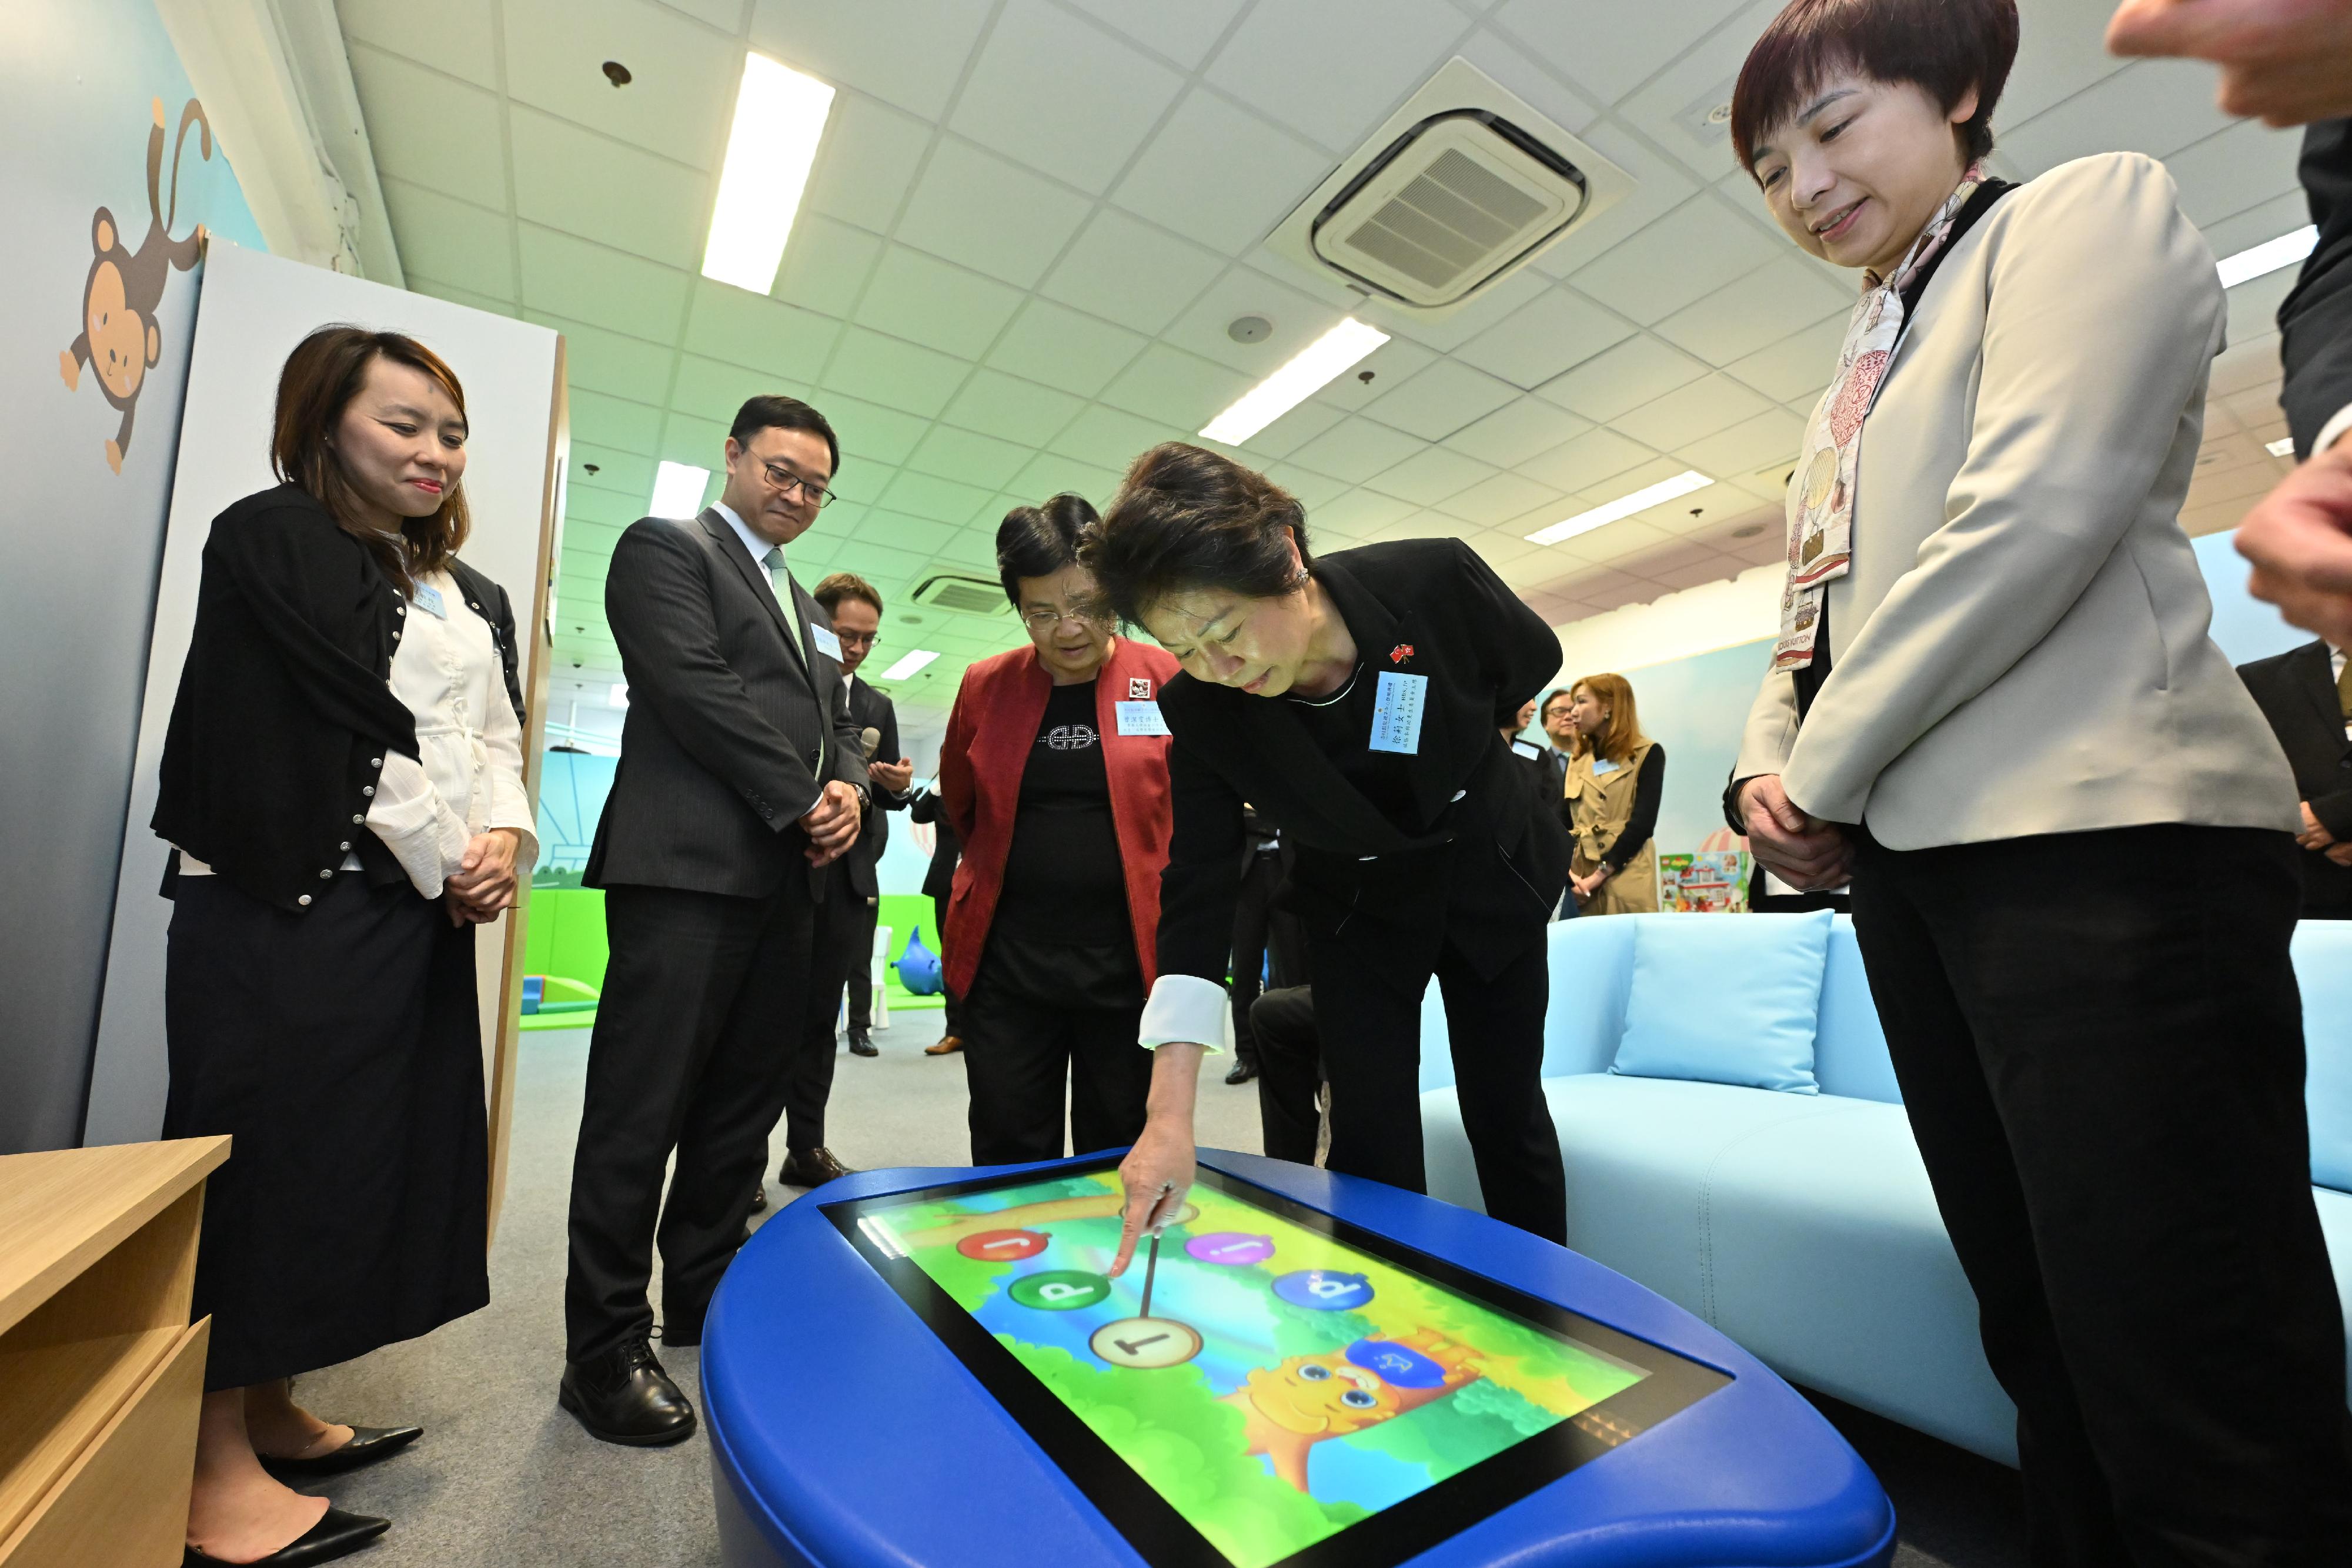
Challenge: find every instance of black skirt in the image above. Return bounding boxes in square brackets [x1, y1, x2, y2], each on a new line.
[163, 872, 490, 1389]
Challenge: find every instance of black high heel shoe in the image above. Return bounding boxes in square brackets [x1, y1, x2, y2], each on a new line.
[185, 1507, 389, 1566]
[257, 1426, 422, 1480]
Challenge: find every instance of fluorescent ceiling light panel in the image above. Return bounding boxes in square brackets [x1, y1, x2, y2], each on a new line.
[2266, 437, 2297, 458]
[1526, 471, 1716, 546]
[701, 52, 836, 293]
[1200, 318, 1391, 445]
[610, 683, 630, 707]
[650, 461, 711, 517]
[2217, 225, 2317, 289]
[878, 649, 940, 681]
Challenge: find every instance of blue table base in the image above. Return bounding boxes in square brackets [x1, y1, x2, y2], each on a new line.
[704, 1151, 1897, 1568]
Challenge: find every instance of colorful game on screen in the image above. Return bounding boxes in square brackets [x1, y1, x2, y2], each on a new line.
[861, 1170, 1649, 1568]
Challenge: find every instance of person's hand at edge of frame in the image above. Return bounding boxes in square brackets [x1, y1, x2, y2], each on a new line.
[2239, 445, 2352, 646]
[2107, 0, 2352, 125]
[1738, 774, 1854, 892]
[1109, 1046, 1205, 1279]
[870, 756, 916, 795]
[800, 779, 862, 866]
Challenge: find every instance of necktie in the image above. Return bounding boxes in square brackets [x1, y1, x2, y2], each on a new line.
[761, 546, 810, 671]
[2337, 654, 2352, 722]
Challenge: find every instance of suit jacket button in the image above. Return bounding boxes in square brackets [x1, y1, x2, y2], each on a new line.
[363, 785, 376, 797]
[298, 895, 312, 907]
[395, 605, 406, 616]
[370, 757, 382, 768]
[320, 868, 334, 879]
[339, 841, 352, 852]
[352, 814, 365, 824]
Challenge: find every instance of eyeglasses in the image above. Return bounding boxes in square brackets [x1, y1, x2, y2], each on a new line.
[760, 460, 835, 509]
[836, 629, 877, 648]
[1021, 605, 1112, 633]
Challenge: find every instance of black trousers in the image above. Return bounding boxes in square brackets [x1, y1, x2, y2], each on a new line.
[165, 873, 487, 1390]
[1228, 850, 1303, 1068]
[931, 892, 963, 1036]
[961, 958, 1151, 1165]
[843, 894, 878, 1031]
[785, 867, 863, 1151]
[1306, 930, 1566, 1243]
[1251, 985, 1322, 1165]
[564, 880, 813, 1361]
[1849, 824, 2352, 1567]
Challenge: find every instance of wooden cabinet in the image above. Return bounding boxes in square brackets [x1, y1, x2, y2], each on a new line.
[0, 1138, 229, 1567]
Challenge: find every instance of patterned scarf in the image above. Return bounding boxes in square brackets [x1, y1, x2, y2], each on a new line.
[1772, 166, 1986, 673]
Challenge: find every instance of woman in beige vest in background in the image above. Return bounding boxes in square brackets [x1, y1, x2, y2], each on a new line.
[1561, 673, 1665, 915]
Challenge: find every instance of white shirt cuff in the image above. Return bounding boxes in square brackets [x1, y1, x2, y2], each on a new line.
[2311, 402, 2352, 460]
[1138, 973, 1233, 1054]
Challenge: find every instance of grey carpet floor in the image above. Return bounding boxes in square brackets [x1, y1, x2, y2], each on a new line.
[293, 1010, 2019, 1567]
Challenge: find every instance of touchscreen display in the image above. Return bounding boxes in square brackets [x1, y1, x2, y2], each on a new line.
[827, 1162, 1729, 1568]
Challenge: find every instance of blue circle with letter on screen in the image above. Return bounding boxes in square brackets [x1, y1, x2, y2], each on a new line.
[1271, 1269, 1374, 1310]
[1345, 1338, 1446, 1389]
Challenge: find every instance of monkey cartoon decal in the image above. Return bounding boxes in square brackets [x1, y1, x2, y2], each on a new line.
[59, 97, 212, 474]
[1221, 1328, 1483, 1491]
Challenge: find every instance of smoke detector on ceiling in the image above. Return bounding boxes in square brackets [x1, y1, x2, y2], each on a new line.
[1265, 58, 1632, 319]
[909, 572, 1008, 616]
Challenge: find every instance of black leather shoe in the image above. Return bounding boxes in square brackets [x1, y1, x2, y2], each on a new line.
[749, 1182, 767, 1213]
[847, 1028, 877, 1057]
[559, 1337, 696, 1446]
[779, 1146, 854, 1187]
[1224, 1058, 1260, 1085]
[257, 1425, 422, 1480]
[185, 1507, 389, 1566]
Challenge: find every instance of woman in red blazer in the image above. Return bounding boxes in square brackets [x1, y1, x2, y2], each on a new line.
[938, 494, 1179, 1164]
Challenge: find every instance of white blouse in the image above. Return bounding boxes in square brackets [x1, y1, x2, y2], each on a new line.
[180, 567, 538, 897]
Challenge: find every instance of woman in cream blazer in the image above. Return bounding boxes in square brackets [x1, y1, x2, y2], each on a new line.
[1725, 1, 2348, 1560]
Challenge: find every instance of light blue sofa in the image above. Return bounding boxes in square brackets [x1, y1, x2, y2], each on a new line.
[1418, 914, 2352, 1465]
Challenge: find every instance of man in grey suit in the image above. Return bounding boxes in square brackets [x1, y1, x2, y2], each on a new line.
[560, 395, 867, 1446]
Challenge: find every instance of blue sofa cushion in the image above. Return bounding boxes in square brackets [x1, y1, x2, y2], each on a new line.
[2293, 922, 2352, 1193]
[1612, 911, 1829, 1094]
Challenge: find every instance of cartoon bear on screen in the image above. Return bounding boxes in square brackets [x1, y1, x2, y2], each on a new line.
[60, 98, 212, 474]
[1222, 1328, 1482, 1490]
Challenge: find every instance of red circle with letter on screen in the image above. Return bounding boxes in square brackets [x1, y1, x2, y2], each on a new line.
[956, 1228, 1048, 1262]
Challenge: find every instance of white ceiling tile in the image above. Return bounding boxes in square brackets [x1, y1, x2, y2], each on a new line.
[803, 93, 934, 235]
[1612, 375, 1773, 451]
[1452, 286, 1636, 390]
[1364, 445, 1497, 507]
[1237, 399, 1345, 461]
[1309, 489, 1415, 542]
[1098, 345, 1254, 430]
[1433, 470, 1563, 527]
[517, 223, 693, 340]
[509, 107, 710, 270]
[528, 312, 678, 402]
[817, 393, 940, 468]
[988, 298, 1150, 399]
[1999, 59, 2239, 179]
[1527, 118, 1703, 281]
[2224, 263, 2299, 357]
[1058, 0, 1247, 69]
[749, 0, 990, 119]
[772, 216, 883, 318]
[878, 470, 998, 527]
[1362, 359, 1521, 442]
[1571, 195, 1785, 325]
[906, 425, 1035, 490]
[1997, 0, 2133, 125]
[859, 510, 963, 560]
[1202, 0, 1471, 152]
[1013, 449, 1127, 506]
[1448, 398, 1592, 469]
[2161, 118, 2306, 231]
[336, 0, 498, 88]
[570, 388, 665, 455]
[669, 353, 800, 424]
[1305, 332, 1442, 418]
[572, 443, 659, 503]
[381, 180, 515, 299]
[1375, 268, 1553, 356]
[1047, 403, 1174, 473]
[501, 0, 742, 169]
[2200, 189, 2314, 266]
[821, 327, 972, 419]
[408, 277, 515, 317]
[1261, 463, 1351, 511]
[950, 0, 1185, 194]
[896, 137, 1095, 289]
[1451, 27, 1603, 135]
[346, 45, 509, 209]
[1516, 426, 1659, 493]
[1651, 255, 1850, 367]
[1534, 335, 1710, 422]
[1676, 407, 1805, 478]
[941, 369, 1086, 447]
[1040, 208, 1231, 336]
[1288, 417, 1427, 484]
[681, 280, 841, 376]
[830, 537, 934, 586]
[1725, 315, 1843, 405]
[1111, 89, 1334, 257]
[1162, 267, 1358, 375]
[659, 415, 733, 467]
[1489, 0, 1749, 106]
[1607, 0, 1779, 180]
[929, 525, 1005, 570]
[656, 0, 744, 28]
[1556, 516, 1681, 567]
[853, 246, 1025, 360]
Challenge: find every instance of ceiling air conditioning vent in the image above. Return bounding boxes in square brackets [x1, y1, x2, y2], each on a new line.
[909, 573, 1007, 616]
[1267, 59, 1631, 319]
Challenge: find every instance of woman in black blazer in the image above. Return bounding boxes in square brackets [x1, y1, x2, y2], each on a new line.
[1085, 444, 1571, 1265]
[155, 327, 533, 1566]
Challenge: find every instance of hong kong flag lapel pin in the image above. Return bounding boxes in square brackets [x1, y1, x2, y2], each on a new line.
[1389, 643, 1415, 666]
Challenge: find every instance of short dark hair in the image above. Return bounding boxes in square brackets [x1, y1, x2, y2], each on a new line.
[1085, 444, 1309, 626]
[1730, 0, 2018, 178]
[729, 393, 840, 476]
[1539, 687, 1575, 720]
[997, 493, 1100, 610]
[813, 571, 883, 618]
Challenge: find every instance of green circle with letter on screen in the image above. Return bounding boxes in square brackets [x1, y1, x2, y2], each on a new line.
[1008, 1269, 1112, 1311]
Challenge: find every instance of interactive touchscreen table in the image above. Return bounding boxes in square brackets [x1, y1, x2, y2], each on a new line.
[704, 1152, 1896, 1568]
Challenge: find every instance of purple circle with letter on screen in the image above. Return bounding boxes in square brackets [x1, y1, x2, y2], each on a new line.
[1346, 1338, 1446, 1389]
[1271, 1269, 1374, 1310]
[1183, 1232, 1274, 1266]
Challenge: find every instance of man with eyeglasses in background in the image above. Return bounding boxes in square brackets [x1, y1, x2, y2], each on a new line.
[559, 395, 868, 1449]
